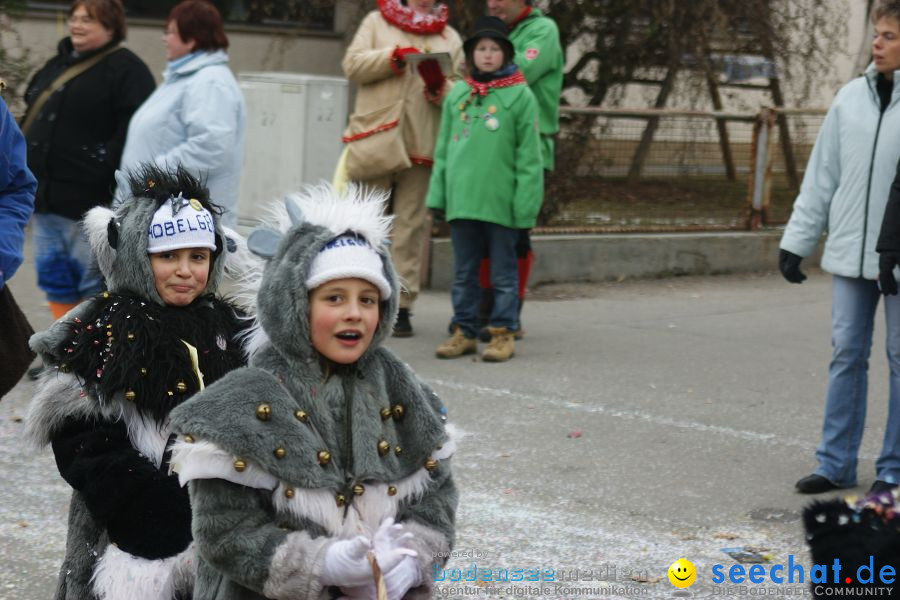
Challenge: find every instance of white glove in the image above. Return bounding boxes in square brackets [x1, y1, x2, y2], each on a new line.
[373, 518, 417, 574]
[320, 535, 373, 587]
[383, 555, 422, 600]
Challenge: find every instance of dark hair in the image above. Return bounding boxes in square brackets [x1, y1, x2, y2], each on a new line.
[71, 0, 127, 44]
[872, 0, 900, 23]
[168, 0, 229, 51]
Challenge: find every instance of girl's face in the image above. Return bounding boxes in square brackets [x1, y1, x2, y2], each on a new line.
[163, 19, 196, 61]
[68, 5, 114, 53]
[473, 38, 505, 73]
[149, 247, 211, 306]
[873, 16, 900, 78]
[309, 278, 380, 364]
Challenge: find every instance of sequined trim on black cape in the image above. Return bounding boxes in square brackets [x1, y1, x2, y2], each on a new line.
[51, 292, 247, 422]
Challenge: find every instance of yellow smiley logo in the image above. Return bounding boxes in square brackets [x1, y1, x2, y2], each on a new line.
[668, 558, 696, 588]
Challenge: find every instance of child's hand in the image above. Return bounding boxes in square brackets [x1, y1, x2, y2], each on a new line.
[383, 556, 421, 600]
[321, 535, 374, 587]
[373, 517, 417, 573]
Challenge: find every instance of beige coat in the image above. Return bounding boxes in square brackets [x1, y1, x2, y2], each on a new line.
[342, 10, 463, 163]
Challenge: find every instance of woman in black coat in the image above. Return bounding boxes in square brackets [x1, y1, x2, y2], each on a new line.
[23, 0, 155, 320]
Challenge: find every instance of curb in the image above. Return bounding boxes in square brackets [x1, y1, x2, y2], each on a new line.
[427, 229, 822, 290]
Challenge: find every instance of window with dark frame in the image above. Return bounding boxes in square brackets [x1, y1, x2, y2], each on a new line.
[26, 0, 335, 30]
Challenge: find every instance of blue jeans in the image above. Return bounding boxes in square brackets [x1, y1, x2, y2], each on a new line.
[33, 213, 103, 303]
[449, 220, 519, 338]
[815, 275, 900, 486]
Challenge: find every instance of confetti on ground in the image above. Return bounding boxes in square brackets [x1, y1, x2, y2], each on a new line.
[567, 429, 582, 438]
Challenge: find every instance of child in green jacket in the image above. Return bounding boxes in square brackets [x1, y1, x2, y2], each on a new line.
[427, 15, 543, 363]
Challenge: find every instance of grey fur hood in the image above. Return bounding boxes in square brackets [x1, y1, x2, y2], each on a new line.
[243, 184, 399, 364]
[85, 164, 232, 304]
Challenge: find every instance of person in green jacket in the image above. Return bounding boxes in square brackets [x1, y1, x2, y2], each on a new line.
[488, 0, 562, 170]
[475, 0, 564, 340]
[427, 15, 543, 363]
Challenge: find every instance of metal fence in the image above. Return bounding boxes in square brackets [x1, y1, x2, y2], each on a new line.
[539, 106, 826, 233]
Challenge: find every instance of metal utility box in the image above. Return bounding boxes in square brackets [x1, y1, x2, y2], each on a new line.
[236, 72, 348, 228]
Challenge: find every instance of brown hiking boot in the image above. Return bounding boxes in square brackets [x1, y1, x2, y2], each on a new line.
[435, 326, 477, 359]
[482, 326, 515, 362]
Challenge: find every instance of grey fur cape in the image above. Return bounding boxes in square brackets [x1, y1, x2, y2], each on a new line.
[25, 166, 249, 600]
[168, 186, 458, 600]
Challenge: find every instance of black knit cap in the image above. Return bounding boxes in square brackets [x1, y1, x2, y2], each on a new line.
[463, 15, 514, 62]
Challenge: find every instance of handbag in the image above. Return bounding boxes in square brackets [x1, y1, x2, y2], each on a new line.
[342, 99, 411, 181]
[0, 285, 36, 398]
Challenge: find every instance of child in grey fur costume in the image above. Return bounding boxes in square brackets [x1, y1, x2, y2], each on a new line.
[167, 185, 458, 600]
[25, 165, 250, 600]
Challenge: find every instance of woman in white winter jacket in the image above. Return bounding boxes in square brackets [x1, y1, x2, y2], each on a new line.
[780, 0, 900, 495]
[119, 0, 245, 227]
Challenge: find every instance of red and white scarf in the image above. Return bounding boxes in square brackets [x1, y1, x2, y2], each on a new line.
[378, 0, 448, 35]
[464, 71, 527, 98]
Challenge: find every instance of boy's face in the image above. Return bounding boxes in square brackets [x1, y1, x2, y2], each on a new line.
[873, 16, 900, 77]
[473, 38, 505, 73]
[149, 247, 211, 306]
[309, 277, 380, 364]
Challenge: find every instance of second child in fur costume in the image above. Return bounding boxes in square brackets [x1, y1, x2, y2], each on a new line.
[25, 164, 249, 600]
[167, 185, 458, 600]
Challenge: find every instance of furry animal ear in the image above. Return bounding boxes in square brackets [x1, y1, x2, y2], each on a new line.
[247, 228, 284, 259]
[83, 206, 117, 281]
[112, 169, 131, 208]
[107, 218, 119, 249]
[286, 196, 305, 226]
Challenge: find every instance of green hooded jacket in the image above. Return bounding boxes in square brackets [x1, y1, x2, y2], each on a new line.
[509, 8, 563, 170]
[426, 76, 544, 229]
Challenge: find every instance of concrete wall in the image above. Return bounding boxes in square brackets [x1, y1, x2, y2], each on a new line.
[428, 230, 824, 289]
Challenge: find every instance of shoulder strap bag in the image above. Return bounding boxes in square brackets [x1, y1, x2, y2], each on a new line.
[20, 44, 121, 136]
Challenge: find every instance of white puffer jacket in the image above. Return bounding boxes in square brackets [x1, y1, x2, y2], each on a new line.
[781, 63, 900, 279]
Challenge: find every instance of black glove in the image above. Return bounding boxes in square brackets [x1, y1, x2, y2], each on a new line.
[879, 252, 900, 295]
[430, 209, 446, 224]
[778, 249, 806, 284]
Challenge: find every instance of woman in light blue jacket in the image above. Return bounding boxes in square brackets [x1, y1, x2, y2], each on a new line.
[119, 0, 245, 227]
[780, 1, 900, 495]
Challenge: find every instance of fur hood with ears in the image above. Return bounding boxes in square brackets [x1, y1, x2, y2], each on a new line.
[84, 163, 237, 305]
[240, 184, 399, 365]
